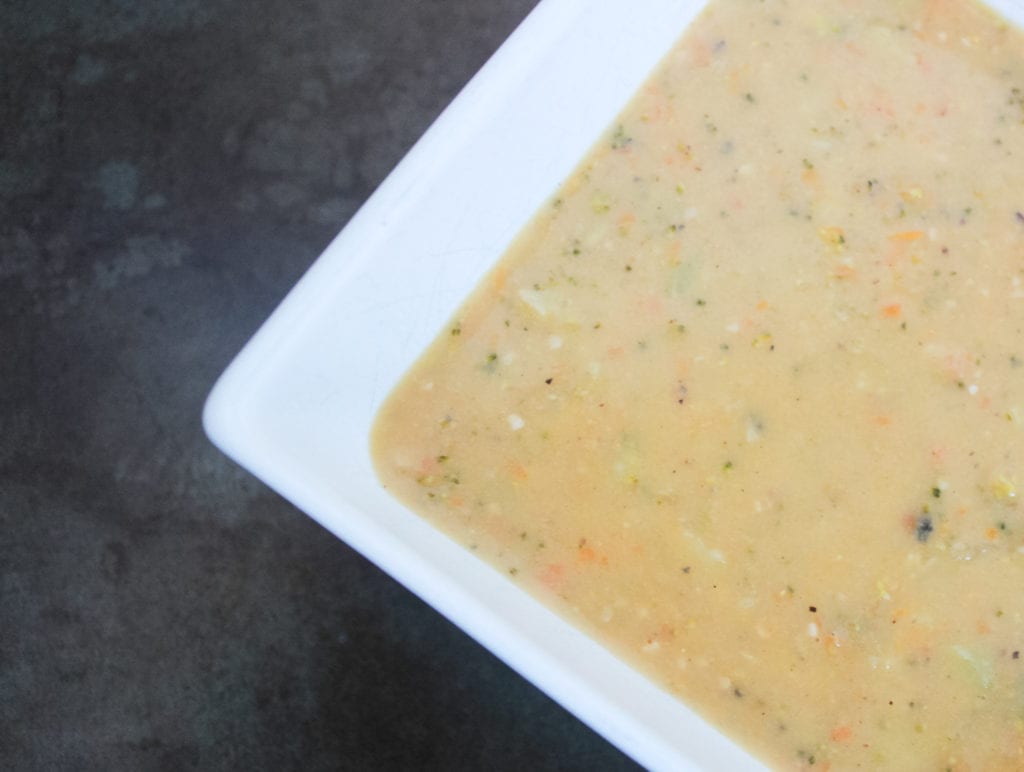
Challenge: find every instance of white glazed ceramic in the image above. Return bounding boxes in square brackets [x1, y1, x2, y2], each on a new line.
[204, 1, 1024, 768]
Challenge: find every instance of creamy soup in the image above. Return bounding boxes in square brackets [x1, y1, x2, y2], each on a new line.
[372, 0, 1024, 768]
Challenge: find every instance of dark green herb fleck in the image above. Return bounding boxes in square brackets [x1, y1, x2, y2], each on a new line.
[611, 124, 633, 150]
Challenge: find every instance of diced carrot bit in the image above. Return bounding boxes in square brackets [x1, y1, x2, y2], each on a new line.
[539, 563, 566, 591]
[882, 303, 902, 318]
[578, 544, 610, 566]
[830, 725, 854, 742]
[889, 230, 925, 242]
[833, 263, 857, 280]
[508, 462, 529, 481]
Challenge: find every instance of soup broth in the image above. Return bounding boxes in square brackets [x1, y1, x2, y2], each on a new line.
[373, 1, 1024, 767]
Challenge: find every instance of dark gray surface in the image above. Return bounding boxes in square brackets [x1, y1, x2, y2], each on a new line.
[0, 2, 643, 769]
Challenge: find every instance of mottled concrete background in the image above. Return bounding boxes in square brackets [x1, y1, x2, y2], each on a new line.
[0, 1, 640, 769]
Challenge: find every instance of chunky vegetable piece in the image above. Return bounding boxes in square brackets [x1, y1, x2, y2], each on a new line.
[373, 0, 1024, 768]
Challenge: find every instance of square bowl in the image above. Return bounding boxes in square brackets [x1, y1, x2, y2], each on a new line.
[204, 0, 1024, 768]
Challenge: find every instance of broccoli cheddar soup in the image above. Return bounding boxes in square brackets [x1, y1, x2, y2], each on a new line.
[372, 0, 1024, 767]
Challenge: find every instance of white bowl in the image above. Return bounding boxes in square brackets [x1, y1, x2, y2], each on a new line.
[204, 0, 1024, 768]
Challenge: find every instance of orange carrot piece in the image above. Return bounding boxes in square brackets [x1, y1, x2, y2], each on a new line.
[830, 725, 853, 742]
[882, 303, 902, 318]
[889, 230, 924, 242]
[508, 462, 529, 482]
[538, 563, 566, 591]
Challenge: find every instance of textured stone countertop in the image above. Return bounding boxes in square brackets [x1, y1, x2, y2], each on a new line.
[1, 1, 640, 769]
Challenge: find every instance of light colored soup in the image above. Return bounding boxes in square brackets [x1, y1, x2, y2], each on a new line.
[372, 0, 1024, 768]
